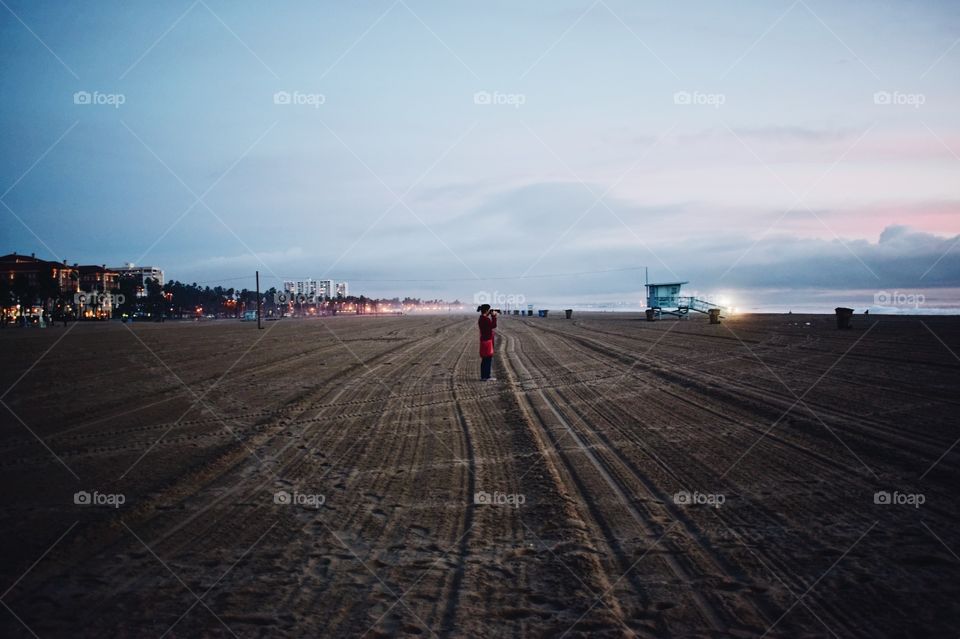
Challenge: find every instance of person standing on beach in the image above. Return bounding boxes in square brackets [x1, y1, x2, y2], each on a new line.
[477, 304, 497, 381]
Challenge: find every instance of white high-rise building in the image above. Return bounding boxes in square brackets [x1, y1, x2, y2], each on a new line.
[335, 281, 348, 298]
[283, 279, 315, 297]
[283, 278, 333, 300]
[110, 263, 165, 297]
[317, 279, 334, 299]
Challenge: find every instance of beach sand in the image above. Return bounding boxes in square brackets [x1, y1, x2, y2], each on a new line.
[1, 312, 958, 637]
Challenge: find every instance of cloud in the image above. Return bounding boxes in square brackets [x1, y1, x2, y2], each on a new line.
[470, 182, 960, 285]
[730, 126, 859, 142]
[360, 180, 960, 297]
[182, 247, 307, 274]
[687, 226, 960, 289]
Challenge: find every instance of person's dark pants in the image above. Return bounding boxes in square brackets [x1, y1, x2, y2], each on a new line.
[480, 357, 493, 379]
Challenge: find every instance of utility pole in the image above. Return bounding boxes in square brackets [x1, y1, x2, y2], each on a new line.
[256, 270, 263, 329]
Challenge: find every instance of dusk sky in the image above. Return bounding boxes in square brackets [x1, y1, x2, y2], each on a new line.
[1, 0, 958, 311]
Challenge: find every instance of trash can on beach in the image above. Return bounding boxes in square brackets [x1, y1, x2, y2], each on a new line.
[645, 308, 656, 321]
[709, 308, 721, 324]
[564, 309, 573, 319]
[835, 307, 854, 329]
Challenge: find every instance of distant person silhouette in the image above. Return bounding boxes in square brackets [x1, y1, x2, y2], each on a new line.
[477, 304, 497, 381]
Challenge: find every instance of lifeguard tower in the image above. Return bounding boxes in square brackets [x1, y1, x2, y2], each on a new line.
[646, 280, 726, 319]
[646, 281, 687, 310]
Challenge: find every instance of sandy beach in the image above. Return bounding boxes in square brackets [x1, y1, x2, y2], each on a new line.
[1, 312, 958, 637]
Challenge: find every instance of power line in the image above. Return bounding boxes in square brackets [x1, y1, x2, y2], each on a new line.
[167, 276, 258, 286]
[325, 266, 648, 282]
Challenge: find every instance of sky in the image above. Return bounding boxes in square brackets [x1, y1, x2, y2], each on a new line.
[1, 0, 958, 312]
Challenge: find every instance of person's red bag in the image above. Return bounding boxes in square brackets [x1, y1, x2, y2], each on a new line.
[479, 339, 494, 358]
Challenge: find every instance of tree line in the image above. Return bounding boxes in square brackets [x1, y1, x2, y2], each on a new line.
[1, 273, 459, 320]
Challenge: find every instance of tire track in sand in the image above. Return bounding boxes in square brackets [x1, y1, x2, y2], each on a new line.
[500, 328, 727, 634]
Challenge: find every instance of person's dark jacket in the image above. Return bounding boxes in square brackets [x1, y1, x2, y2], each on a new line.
[478, 313, 497, 341]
